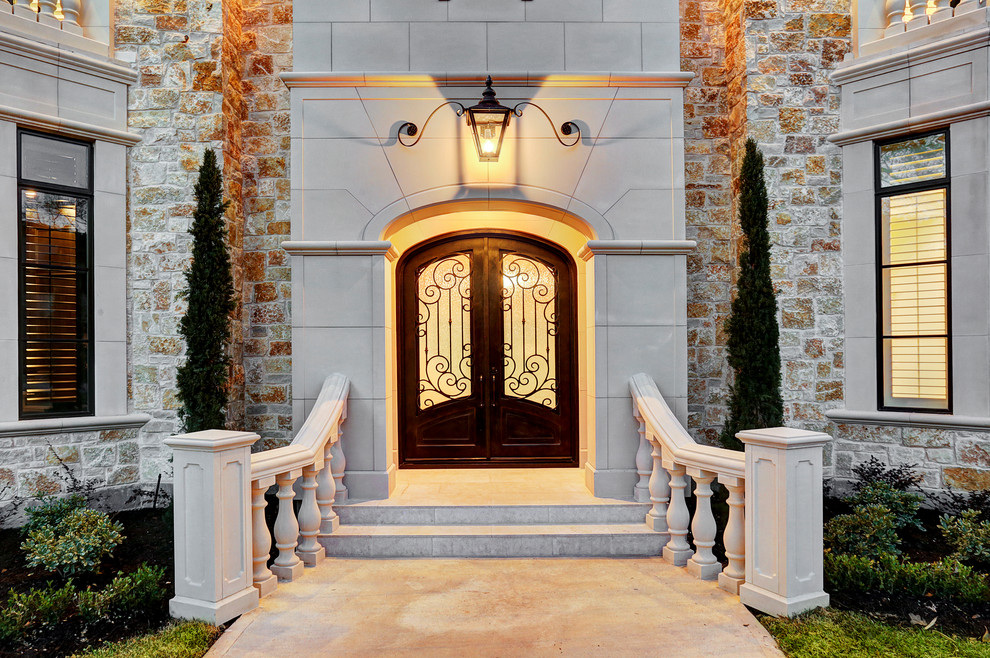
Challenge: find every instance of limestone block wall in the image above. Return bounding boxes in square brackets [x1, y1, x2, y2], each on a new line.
[681, 0, 851, 467]
[116, 0, 248, 482]
[240, 0, 294, 448]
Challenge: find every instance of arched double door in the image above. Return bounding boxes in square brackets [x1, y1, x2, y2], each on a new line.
[398, 233, 577, 466]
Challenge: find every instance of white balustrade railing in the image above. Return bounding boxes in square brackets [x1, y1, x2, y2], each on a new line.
[630, 373, 830, 617]
[881, 0, 985, 39]
[165, 374, 349, 624]
[4, 0, 83, 34]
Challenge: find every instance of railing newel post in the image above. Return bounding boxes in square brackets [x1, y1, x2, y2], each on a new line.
[738, 428, 830, 618]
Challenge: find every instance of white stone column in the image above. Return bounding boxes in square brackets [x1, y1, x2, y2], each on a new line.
[164, 430, 260, 625]
[738, 427, 830, 618]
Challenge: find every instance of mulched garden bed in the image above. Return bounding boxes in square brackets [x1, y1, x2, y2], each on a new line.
[0, 506, 174, 658]
[822, 496, 990, 640]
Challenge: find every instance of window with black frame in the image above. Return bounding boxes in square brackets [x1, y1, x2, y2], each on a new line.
[17, 131, 94, 418]
[875, 130, 951, 412]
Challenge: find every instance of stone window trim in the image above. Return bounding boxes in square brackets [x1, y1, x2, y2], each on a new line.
[825, 408, 990, 431]
[874, 129, 952, 414]
[0, 120, 130, 425]
[0, 412, 150, 438]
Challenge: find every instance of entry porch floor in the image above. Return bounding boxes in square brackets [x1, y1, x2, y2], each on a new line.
[346, 467, 628, 507]
[208, 557, 782, 657]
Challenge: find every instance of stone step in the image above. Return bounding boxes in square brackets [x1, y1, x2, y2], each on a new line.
[319, 523, 667, 558]
[336, 503, 649, 526]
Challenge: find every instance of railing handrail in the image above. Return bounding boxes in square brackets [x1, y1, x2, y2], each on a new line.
[629, 372, 744, 478]
[250, 374, 349, 481]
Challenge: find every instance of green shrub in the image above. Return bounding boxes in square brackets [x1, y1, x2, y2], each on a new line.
[851, 455, 923, 492]
[825, 504, 900, 559]
[22, 493, 87, 535]
[851, 481, 924, 532]
[940, 509, 990, 566]
[825, 552, 990, 603]
[22, 507, 124, 576]
[79, 564, 168, 623]
[0, 582, 77, 642]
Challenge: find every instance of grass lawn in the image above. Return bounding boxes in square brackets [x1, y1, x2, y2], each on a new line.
[73, 621, 221, 658]
[761, 608, 990, 657]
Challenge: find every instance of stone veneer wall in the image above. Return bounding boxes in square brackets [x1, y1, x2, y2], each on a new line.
[239, 0, 293, 449]
[117, 0, 248, 484]
[682, 0, 851, 464]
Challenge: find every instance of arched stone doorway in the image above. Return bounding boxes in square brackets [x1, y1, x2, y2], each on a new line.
[396, 231, 579, 466]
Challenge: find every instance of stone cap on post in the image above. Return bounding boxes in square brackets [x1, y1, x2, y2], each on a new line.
[736, 427, 831, 449]
[164, 429, 260, 452]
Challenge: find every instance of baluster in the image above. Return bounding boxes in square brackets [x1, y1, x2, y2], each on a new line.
[661, 451, 693, 567]
[330, 428, 348, 502]
[270, 469, 304, 581]
[884, 0, 907, 35]
[37, 0, 57, 26]
[316, 442, 339, 535]
[905, 0, 929, 28]
[646, 441, 670, 533]
[634, 417, 651, 503]
[718, 476, 746, 595]
[296, 463, 326, 566]
[12, 1, 37, 20]
[59, 0, 82, 33]
[251, 477, 277, 596]
[955, 0, 982, 14]
[686, 468, 721, 580]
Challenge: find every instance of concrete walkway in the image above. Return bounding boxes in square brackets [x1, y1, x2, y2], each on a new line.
[208, 557, 783, 657]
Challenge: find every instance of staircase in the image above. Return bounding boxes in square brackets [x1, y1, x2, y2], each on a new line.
[322, 502, 663, 557]
[316, 468, 668, 558]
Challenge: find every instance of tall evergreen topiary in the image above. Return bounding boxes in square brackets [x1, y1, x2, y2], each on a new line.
[177, 149, 235, 433]
[720, 139, 784, 450]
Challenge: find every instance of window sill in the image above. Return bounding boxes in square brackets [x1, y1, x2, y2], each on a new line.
[0, 413, 151, 437]
[825, 408, 990, 431]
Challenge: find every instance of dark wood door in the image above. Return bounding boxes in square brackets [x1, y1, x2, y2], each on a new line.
[398, 233, 577, 466]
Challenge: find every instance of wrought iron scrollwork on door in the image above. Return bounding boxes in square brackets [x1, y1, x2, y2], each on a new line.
[501, 253, 558, 409]
[416, 253, 473, 409]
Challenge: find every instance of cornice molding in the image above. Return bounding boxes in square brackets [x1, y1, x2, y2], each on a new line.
[0, 103, 143, 145]
[578, 240, 697, 260]
[0, 28, 137, 85]
[827, 100, 990, 146]
[281, 240, 398, 258]
[281, 71, 695, 89]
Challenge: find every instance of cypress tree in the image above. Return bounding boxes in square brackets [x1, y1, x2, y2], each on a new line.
[720, 139, 784, 450]
[176, 149, 235, 433]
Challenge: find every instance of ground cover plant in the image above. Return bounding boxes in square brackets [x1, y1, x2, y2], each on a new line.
[762, 608, 990, 658]
[0, 447, 186, 657]
[819, 456, 990, 640]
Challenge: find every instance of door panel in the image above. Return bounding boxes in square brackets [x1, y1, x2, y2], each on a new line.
[399, 233, 576, 466]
